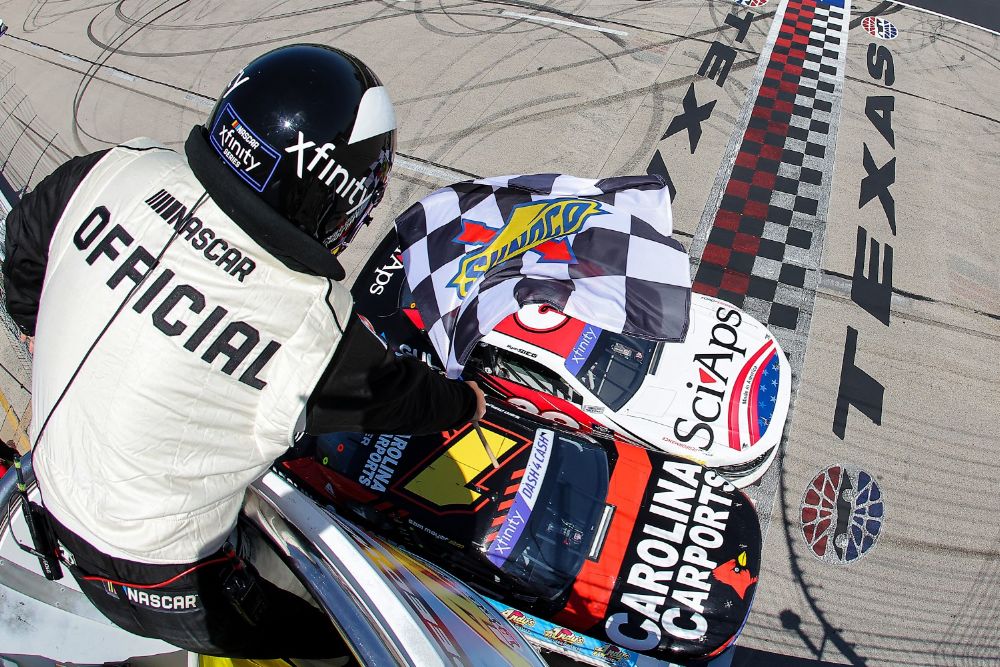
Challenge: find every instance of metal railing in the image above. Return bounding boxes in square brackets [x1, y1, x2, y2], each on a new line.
[0, 454, 545, 666]
[0, 59, 69, 450]
[0, 61, 66, 221]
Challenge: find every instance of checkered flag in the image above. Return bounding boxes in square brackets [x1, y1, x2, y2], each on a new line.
[396, 174, 691, 378]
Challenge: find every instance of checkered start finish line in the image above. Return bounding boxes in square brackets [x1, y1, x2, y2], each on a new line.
[691, 0, 848, 335]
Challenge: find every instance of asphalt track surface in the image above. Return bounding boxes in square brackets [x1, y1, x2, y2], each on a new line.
[0, 1, 996, 665]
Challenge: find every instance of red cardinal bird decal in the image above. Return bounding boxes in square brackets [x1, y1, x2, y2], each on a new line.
[712, 550, 758, 599]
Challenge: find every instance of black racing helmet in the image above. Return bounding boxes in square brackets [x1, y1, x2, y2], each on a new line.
[205, 44, 396, 254]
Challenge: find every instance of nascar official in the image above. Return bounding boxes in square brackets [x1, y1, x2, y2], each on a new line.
[1, 44, 485, 658]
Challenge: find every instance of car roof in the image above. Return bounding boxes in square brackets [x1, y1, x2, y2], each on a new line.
[302, 411, 580, 548]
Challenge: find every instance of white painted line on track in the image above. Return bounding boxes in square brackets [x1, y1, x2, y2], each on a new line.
[185, 92, 215, 109]
[499, 11, 628, 36]
[107, 68, 135, 82]
[394, 155, 472, 183]
[59, 53, 81, 64]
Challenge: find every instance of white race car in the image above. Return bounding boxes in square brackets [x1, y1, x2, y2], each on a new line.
[353, 235, 791, 487]
[464, 295, 790, 487]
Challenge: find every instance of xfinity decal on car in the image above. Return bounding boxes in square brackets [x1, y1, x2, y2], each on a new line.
[486, 429, 554, 567]
[565, 324, 602, 375]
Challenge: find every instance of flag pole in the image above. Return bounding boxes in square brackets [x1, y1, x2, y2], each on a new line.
[474, 420, 499, 469]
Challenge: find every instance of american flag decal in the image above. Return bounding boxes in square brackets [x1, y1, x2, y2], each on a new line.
[751, 351, 781, 443]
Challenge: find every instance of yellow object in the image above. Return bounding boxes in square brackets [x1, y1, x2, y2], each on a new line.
[474, 422, 500, 468]
[0, 389, 30, 452]
[405, 427, 519, 506]
[199, 657, 292, 667]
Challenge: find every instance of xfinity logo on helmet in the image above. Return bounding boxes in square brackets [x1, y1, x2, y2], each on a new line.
[210, 104, 281, 193]
[217, 124, 261, 170]
[285, 131, 370, 211]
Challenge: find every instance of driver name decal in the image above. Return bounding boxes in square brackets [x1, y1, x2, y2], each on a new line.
[486, 429, 554, 566]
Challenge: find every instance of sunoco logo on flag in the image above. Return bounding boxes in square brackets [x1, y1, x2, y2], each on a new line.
[449, 198, 606, 297]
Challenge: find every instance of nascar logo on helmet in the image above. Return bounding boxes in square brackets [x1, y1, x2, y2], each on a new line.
[205, 44, 396, 256]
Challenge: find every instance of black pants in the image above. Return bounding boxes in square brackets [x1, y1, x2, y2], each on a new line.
[52, 518, 350, 659]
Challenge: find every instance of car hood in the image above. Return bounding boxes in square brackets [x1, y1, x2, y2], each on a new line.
[621, 294, 790, 462]
[560, 443, 761, 661]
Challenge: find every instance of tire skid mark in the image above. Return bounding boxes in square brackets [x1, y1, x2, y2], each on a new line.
[393, 16, 535, 208]
[6, 34, 202, 97]
[394, 25, 764, 105]
[403, 58, 758, 148]
[936, 526, 1000, 662]
[21, 0, 113, 34]
[71, 0, 195, 149]
[112, 0, 374, 31]
[844, 73, 999, 124]
[417, 5, 778, 93]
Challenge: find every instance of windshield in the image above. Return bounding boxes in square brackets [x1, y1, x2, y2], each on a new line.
[483, 430, 610, 599]
[572, 331, 655, 411]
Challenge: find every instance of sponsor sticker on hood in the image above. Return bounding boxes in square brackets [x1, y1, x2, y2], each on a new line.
[565, 324, 603, 375]
[602, 459, 760, 658]
[486, 429, 554, 566]
[749, 350, 780, 444]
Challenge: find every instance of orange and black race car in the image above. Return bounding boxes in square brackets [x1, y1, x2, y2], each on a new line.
[280, 401, 761, 662]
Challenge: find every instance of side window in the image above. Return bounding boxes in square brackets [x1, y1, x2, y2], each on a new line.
[490, 349, 581, 404]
